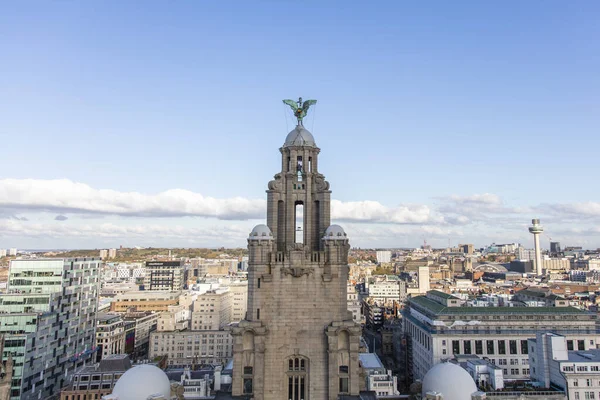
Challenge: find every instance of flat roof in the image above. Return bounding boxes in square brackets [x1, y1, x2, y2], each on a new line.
[359, 353, 384, 370]
[410, 295, 588, 315]
[428, 290, 459, 300]
[517, 289, 563, 300]
[568, 350, 600, 363]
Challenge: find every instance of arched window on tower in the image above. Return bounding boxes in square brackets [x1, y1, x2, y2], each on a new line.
[287, 356, 308, 400]
[242, 332, 255, 395]
[295, 202, 304, 244]
[338, 331, 350, 394]
[296, 156, 303, 182]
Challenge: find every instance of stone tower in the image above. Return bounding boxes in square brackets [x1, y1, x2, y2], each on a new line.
[231, 113, 361, 400]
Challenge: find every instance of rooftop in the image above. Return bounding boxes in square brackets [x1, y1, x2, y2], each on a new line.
[74, 354, 132, 375]
[359, 353, 384, 370]
[516, 289, 564, 300]
[568, 350, 600, 363]
[428, 290, 459, 300]
[410, 295, 588, 315]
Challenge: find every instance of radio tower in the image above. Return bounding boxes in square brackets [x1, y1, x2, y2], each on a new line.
[529, 219, 544, 275]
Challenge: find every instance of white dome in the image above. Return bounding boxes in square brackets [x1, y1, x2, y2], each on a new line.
[249, 224, 273, 240]
[284, 125, 316, 147]
[323, 224, 347, 240]
[112, 364, 171, 400]
[422, 362, 478, 400]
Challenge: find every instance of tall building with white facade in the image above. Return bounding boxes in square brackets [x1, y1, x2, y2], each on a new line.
[228, 281, 248, 323]
[191, 289, 232, 331]
[95, 313, 126, 361]
[347, 284, 362, 323]
[149, 330, 233, 366]
[368, 276, 407, 305]
[529, 332, 600, 400]
[7, 249, 16, 257]
[0, 258, 100, 399]
[403, 290, 599, 381]
[376, 250, 392, 264]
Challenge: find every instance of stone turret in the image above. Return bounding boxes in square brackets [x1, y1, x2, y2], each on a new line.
[231, 103, 360, 400]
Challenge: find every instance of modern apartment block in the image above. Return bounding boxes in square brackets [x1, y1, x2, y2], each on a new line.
[403, 290, 599, 381]
[143, 261, 185, 291]
[0, 258, 100, 400]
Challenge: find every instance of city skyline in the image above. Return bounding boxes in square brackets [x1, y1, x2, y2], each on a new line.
[1, 2, 599, 249]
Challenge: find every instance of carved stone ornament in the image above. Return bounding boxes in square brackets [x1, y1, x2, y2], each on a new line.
[314, 174, 329, 191]
[268, 173, 283, 191]
[282, 266, 314, 278]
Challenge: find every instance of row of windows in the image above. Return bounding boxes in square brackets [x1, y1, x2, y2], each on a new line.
[500, 368, 529, 376]
[446, 339, 528, 355]
[573, 392, 597, 400]
[572, 378, 600, 386]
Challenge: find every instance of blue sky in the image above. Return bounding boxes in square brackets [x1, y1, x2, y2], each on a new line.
[1, 1, 599, 249]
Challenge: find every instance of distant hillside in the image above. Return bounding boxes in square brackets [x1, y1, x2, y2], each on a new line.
[51, 247, 248, 261]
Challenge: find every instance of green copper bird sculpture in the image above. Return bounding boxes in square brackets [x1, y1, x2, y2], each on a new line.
[283, 97, 317, 125]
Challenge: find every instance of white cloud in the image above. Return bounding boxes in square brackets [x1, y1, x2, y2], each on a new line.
[331, 200, 438, 224]
[542, 202, 600, 219]
[0, 179, 442, 225]
[0, 219, 251, 246]
[447, 193, 503, 206]
[0, 179, 265, 220]
[4, 179, 600, 248]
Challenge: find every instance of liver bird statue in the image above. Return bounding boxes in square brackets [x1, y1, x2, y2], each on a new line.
[283, 97, 317, 125]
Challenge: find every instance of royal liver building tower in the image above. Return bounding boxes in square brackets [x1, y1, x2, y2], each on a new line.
[231, 98, 361, 400]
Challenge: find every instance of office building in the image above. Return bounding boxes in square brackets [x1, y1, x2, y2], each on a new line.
[143, 261, 185, 291]
[0, 258, 100, 399]
[359, 353, 399, 397]
[191, 289, 232, 331]
[529, 332, 600, 400]
[403, 290, 598, 381]
[368, 277, 407, 305]
[149, 330, 233, 366]
[543, 258, 570, 273]
[550, 242, 561, 254]
[95, 313, 126, 362]
[121, 312, 160, 358]
[110, 291, 180, 312]
[157, 304, 190, 332]
[461, 244, 474, 255]
[228, 281, 248, 323]
[347, 284, 362, 323]
[376, 250, 392, 264]
[59, 354, 131, 400]
[516, 247, 536, 261]
[7, 249, 16, 257]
